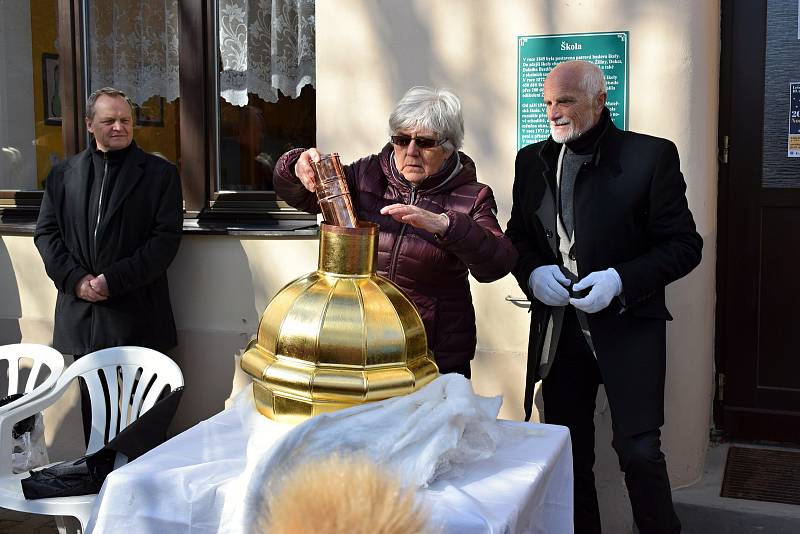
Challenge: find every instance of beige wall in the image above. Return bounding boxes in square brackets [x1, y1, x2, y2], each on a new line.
[0, 1, 718, 531]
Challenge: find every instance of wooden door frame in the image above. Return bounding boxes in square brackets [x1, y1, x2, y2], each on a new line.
[714, 0, 768, 437]
[715, 0, 800, 442]
[713, 0, 736, 436]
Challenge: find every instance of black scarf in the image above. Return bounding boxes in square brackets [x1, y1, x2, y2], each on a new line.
[565, 107, 611, 155]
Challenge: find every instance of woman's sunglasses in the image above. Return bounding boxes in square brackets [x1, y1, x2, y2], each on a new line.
[390, 135, 448, 149]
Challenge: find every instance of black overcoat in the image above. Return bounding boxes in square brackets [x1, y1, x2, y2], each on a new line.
[34, 142, 183, 355]
[506, 120, 702, 436]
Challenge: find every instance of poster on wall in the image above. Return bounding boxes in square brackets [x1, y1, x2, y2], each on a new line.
[790, 82, 800, 157]
[517, 31, 628, 150]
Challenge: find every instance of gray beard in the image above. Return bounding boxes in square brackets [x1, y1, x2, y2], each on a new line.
[550, 124, 582, 144]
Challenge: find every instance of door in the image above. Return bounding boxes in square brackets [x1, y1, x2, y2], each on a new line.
[716, 0, 800, 443]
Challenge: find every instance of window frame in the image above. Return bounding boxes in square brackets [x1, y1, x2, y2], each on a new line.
[0, 0, 316, 232]
[183, 0, 316, 224]
[0, 0, 83, 220]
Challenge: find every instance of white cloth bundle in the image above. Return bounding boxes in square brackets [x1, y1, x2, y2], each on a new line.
[231, 373, 511, 529]
[88, 374, 572, 534]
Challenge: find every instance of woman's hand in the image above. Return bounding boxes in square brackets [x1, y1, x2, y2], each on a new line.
[294, 148, 322, 192]
[380, 204, 449, 235]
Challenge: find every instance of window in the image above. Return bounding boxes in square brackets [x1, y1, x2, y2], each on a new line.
[210, 0, 316, 221]
[0, 0, 64, 218]
[86, 0, 181, 166]
[217, 86, 315, 193]
[216, 0, 315, 194]
[0, 0, 317, 230]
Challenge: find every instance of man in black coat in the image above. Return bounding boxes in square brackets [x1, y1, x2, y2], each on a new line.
[506, 61, 702, 533]
[35, 87, 182, 367]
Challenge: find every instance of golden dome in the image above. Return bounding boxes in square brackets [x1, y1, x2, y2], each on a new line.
[241, 222, 438, 423]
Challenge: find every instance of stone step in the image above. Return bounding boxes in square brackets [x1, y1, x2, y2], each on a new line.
[675, 502, 800, 534]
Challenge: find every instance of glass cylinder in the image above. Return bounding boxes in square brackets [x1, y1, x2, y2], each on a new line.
[312, 153, 358, 228]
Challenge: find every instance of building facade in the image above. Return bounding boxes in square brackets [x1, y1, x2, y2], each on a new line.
[11, 1, 794, 532]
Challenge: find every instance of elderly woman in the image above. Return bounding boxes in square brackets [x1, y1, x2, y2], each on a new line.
[273, 86, 517, 377]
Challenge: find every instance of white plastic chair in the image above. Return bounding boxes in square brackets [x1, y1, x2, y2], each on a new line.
[0, 344, 64, 413]
[0, 346, 183, 533]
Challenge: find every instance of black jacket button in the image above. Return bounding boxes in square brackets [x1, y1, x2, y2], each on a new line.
[545, 229, 553, 238]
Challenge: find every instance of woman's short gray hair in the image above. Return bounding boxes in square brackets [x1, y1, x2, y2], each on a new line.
[389, 86, 464, 151]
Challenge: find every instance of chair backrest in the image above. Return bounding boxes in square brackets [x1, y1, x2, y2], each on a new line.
[57, 346, 183, 454]
[0, 344, 64, 412]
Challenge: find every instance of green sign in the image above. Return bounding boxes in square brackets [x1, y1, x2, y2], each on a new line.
[517, 31, 629, 150]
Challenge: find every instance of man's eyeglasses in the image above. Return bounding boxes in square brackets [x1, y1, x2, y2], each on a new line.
[390, 135, 448, 149]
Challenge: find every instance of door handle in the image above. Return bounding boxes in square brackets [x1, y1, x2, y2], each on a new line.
[505, 295, 531, 308]
[719, 135, 729, 164]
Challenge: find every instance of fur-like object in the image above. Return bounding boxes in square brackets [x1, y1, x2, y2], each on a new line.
[260, 454, 435, 534]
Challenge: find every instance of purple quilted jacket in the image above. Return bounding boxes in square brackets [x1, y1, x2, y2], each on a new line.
[274, 145, 517, 373]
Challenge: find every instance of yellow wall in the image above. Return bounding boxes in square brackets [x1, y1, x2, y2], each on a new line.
[31, 0, 63, 188]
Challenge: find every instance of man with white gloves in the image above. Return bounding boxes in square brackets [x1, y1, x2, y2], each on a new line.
[506, 60, 702, 534]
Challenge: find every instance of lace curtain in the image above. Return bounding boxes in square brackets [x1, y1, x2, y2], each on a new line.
[88, 0, 180, 105]
[219, 0, 315, 106]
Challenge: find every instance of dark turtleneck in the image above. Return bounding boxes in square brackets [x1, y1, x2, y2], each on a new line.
[558, 108, 611, 238]
[565, 106, 611, 155]
[87, 140, 134, 261]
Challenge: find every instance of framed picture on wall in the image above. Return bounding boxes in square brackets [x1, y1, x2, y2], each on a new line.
[41, 53, 61, 126]
[135, 97, 165, 127]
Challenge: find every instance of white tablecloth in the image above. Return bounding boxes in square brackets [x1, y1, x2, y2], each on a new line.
[87, 389, 573, 534]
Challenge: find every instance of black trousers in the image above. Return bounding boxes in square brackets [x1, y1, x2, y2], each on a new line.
[542, 307, 681, 534]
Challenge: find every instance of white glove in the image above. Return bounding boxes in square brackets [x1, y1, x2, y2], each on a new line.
[570, 268, 622, 313]
[529, 265, 571, 306]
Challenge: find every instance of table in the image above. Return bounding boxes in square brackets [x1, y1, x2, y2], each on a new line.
[86, 387, 573, 533]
